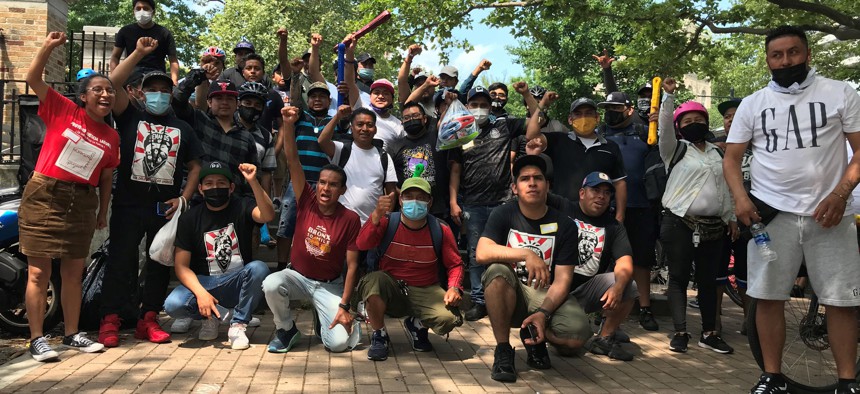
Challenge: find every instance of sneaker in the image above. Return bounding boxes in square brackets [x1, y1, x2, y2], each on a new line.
[199, 317, 220, 341]
[135, 311, 171, 343]
[519, 327, 551, 369]
[248, 317, 261, 327]
[639, 309, 659, 331]
[63, 332, 105, 353]
[464, 303, 487, 321]
[312, 308, 322, 340]
[749, 373, 788, 394]
[585, 335, 634, 361]
[98, 314, 121, 347]
[220, 314, 259, 327]
[688, 297, 700, 309]
[228, 323, 250, 350]
[267, 324, 302, 353]
[669, 332, 691, 353]
[837, 382, 860, 394]
[171, 317, 193, 333]
[28, 336, 59, 362]
[597, 317, 630, 343]
[367, 329, 390, 361]
[491, 343, 517, 382]
[404, 317, 433, 352]
[698, 333, 734, 354]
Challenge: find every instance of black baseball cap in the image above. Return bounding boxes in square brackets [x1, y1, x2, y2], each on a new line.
[598, 91, 632, 108]
[208, 80, 239, 98]
[199, 161, 233, 182]
[512, 154, 548, 179]
[141, 71, 174, 88]
[718, 98, 743, 116]
[569, 97, 597, 113]
[356, 53, 376, 64]
[126, 69, 144, 88]
[467, 86, 491, 102]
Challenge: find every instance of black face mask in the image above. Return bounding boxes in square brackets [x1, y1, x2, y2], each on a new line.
[491, 99, 507, 109]
[402, 119, 425, 136]
[679, 122, 709, 143]
[238, 106, 262, 123]
[604, 110, 627, 127]
[203, 187, 230, 207]
[771, 62, 808, 88]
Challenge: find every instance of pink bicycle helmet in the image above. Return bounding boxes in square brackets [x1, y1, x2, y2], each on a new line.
[673, 101, 708, 128]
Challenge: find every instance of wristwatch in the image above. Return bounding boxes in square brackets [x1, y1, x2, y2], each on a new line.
[338, 302, 350, 312]
[534, 307, 552, 319]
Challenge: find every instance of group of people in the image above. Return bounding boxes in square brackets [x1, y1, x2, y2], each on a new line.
[16, 0, 860, 390]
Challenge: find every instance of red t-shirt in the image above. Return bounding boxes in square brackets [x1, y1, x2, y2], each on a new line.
[356, 215, 464, 289]
[290, 182, 361, 281]
[35, 89, 120, 186]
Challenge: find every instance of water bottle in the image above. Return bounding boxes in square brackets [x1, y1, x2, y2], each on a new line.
[750, 222, 778, 262]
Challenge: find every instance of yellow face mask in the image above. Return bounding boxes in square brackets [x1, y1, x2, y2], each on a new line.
[571, 117, 598, 136]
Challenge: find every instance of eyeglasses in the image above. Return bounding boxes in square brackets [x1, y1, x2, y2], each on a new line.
[402, 114, 423, 121]
[87, 87, 116, 95]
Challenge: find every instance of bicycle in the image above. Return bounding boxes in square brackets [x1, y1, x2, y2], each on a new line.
[747, 288, 860, 393]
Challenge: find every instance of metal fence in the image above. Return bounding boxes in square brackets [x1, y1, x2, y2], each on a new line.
[0, 80, 77, 164]
[67, 30, 116, 82]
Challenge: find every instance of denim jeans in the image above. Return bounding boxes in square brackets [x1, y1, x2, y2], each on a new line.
[462, 204, 500, 306]
[262, 268, 361, 352]
[164, 260, 269, 324]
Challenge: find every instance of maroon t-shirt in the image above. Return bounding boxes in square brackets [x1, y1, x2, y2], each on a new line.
[290, 182, 361, 280]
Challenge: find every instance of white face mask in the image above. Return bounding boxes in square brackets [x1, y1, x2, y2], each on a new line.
[470, 108, 490, 125]
[135, 10, 153, 24]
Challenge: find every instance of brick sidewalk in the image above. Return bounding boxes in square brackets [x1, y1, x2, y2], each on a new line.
[0, 298, 761, 393]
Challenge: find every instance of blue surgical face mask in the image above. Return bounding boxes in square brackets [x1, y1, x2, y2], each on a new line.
[401, 199, 429, 221]
[144, 91, 171, 115]
[358, 68, 375, 81]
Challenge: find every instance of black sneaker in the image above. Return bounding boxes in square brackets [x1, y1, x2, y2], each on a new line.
[491, 343, 517, 382]
[519, 327, 551, 369]
[688, 297, 700, 309]
[749, 373, 788, 394]
[698, 333, 734, 354]
[267, 324, 302, 353]
[597, 317, 630, 343]
[63, 332, 105, 353]
[585, 335, 634, 361]
[669, 332, 691, 353]
[367, 329, 390, 361]
[837, 382, 860, 394]
[464, 303, 487, 321]
[28, 336, 59, 362]
[404, 317, 433, 352]
[639, 309, 659, 331]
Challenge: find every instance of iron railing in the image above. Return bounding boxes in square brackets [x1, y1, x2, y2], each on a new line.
[67, 30, 115, 82]
[0, 80, 77, 164]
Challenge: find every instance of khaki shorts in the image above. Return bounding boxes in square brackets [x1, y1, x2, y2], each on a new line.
[19, 172, 98, 259]
[357, 271, 463, 335]
[481, 263, 592, 342]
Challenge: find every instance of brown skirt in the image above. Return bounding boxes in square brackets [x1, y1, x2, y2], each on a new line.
[19, 172, 99, 259]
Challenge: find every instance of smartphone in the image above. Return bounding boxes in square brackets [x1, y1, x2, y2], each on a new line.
[156, 202, 172, 216]
[527, 323, 538, 342]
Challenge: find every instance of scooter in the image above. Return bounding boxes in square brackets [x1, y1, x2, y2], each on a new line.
[0, 187, 63, 335]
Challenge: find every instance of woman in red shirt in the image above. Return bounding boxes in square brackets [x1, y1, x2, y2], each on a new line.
[21, 32, 120, 361]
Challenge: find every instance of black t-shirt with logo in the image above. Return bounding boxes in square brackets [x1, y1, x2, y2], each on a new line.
[543, 133, 626, 202]
[114, 23, 177, 71]
[113, 106, 202, 205]
[174, 195, 257, 276]
[481, 200, 578, 284]
[460, 117, 527, 206]
[392, 119, 462, 215]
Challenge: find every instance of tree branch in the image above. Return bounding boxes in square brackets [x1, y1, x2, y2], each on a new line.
[768, 0, 860, 31]
[701, 19, 860, 40]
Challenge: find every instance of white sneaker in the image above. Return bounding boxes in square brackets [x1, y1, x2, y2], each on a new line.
[171, 317, 193, 333]
[199, 318, 220, 341]
[219, 310, 259, 327]
[228, 323, 250, 350]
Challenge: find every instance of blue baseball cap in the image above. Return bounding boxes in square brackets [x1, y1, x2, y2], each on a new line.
[582, 171, 614, 191]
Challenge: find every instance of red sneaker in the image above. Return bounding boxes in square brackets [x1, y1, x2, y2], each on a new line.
[98, 314, 121, 347]
[135, 311, 170, 343]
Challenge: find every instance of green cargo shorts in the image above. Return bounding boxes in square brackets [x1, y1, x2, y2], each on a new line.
[357, 271, 462, 335]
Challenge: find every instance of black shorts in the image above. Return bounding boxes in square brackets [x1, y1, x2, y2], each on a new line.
[624, 207, 659, 268]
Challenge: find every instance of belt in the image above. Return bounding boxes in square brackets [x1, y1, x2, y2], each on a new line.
[288, 265, 339, 283]
[32, 172, 93, 190]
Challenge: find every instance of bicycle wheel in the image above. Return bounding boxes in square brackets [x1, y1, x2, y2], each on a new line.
[650, 239, 670, 297]
[747, 295, 859, 393]
[725, 257, 744, 307]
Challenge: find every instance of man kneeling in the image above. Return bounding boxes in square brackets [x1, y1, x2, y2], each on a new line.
[164, 162, 274, 349]
[356, 175, 465, 361]
[477, 155, 593, 383]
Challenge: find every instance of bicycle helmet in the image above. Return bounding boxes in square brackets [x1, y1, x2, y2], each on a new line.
[76, 68, 97, 81]
[238, 81, 268, 101]
[529, 85, 547, 100]
[202, 46, 226, 58]
[233, 38, 255, 54]
[673, 101, 708, 129]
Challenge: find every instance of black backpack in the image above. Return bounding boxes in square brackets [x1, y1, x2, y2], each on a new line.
[336, 137, 389, 178]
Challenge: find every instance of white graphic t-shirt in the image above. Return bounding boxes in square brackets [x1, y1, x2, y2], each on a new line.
[204, 223, 244, 276]
[131, 121, 181, 185]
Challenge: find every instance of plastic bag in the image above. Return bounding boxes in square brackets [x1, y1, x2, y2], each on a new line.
[150, 197, 187, 266]
[436, 99, 478, 150]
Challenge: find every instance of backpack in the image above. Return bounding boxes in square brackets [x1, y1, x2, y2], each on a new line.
[336, 138, 389, 178]
[373, 212, 450, 289]
[643, 141, 725, 204]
